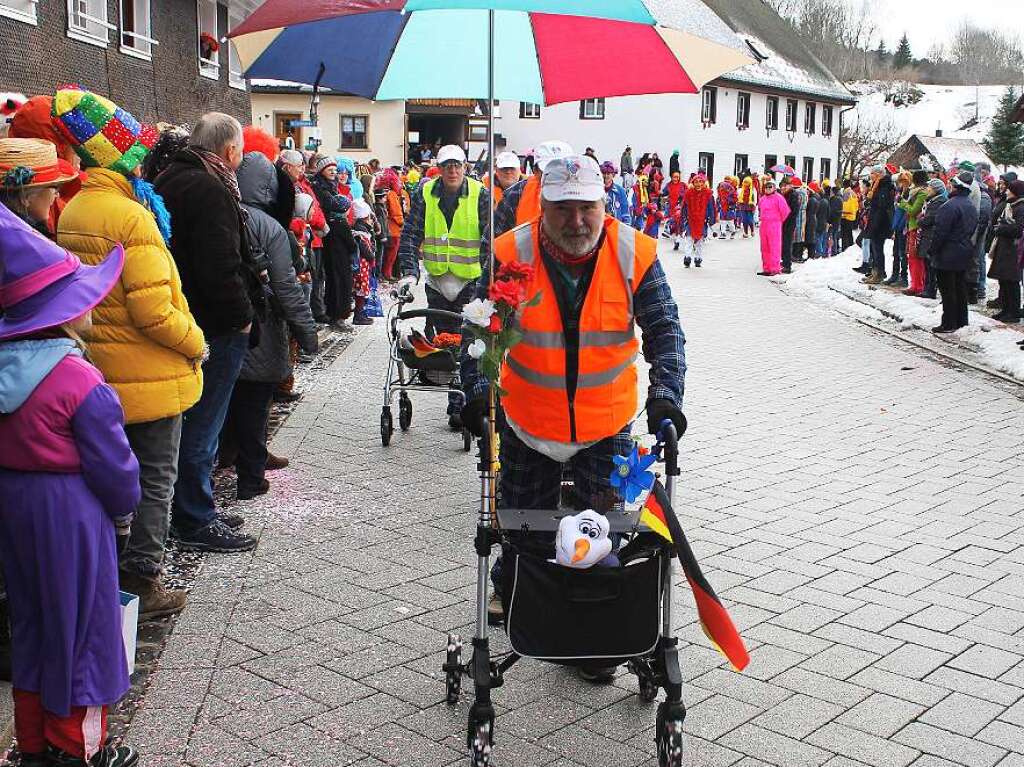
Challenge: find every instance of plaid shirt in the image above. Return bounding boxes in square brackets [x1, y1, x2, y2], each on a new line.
[461, 226, 686, 409]
[487, 176, 528, 243]
[397, 177, 491, 279]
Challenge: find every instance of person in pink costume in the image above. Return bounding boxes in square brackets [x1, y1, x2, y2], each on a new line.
[756, 178, 791, 276]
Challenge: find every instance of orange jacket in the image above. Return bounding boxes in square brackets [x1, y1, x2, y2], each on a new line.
[514, 174, 542, 225]
[495, 215, 658, 443]
[385, 189, 404, 238]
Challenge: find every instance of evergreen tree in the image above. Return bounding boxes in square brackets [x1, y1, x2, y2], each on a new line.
[894, 33, 913, 69]
[984, 87, 1024, 170]
[875, 40, 889, 61]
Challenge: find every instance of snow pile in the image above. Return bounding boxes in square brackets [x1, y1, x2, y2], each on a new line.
[782, 246, 1024, 381]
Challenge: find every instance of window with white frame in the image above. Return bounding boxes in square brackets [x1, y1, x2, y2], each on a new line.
[579, 98, 605, 120]
[822, 105, 834, 137]
[701, 87, 717, 124]
[820, 158, 832, 180]
[197, 0, 220, 79]
[340, 115, 368, 149]
[766, 97, 779, 131]
[519, 102, 541, 119]
[120, 0, 155, 58]
[802, 156, 814, 181]
[804, 102, 816, 135]
[0, 0, 37, 24]
[68, 0, 113, 44]
[736, 92, 751, 129]
[227, 8, 245, 89]
[785, 99, 798, 132]
[734, 154, 749, 177]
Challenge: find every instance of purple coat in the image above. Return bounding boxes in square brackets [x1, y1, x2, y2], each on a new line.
[0, 339, 140, 717]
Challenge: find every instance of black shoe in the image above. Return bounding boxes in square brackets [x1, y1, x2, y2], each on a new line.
[272, 390, 302, 404]
[218, 511, 245, 529]
[993, 312, 1021, 323]
[921, 291, 937, 300]
[932, 325, 955, 334]
[10, 751, 48, 767]
[237, 478, 270, 501]
[175, 521, 257, 553]
[49, 745, 139, 767]
[883, 276, 899, 286]
[353, 312, 373, 326]
[683, 257, 691, 268]
[695, 259, 702, 267]
[852, 265, 870, 274]
[986, 298, 1002, 309]
[448, 412, 463, 431]
[672, 242, 679, 251]
[578, 665, 618, 684]
[782, 267, 792, 274]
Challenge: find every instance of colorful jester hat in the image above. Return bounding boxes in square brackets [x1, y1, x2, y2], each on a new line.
[51, 85, 157, 176]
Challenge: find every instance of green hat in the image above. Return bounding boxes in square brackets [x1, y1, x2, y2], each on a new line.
[957, 160, 975, 172]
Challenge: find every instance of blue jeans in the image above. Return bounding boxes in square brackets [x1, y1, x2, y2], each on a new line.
[976, 237, 988, 298]
[172, 331, 249, 531]
[861, 238, 872, 266]
[815, 230, 828, 257]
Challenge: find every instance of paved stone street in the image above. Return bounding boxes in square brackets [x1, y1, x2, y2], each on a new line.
[124, 235, 1024, 767]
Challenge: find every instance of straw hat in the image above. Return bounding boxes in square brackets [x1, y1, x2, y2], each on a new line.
[0, 138, 80, 191]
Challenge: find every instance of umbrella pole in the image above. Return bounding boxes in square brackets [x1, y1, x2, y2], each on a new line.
[485, 7, 498, 529]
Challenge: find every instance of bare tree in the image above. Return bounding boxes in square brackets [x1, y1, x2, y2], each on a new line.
[839, 111, 904, 178]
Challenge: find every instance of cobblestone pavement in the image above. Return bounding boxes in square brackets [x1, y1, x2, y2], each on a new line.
[124, 236, 1024, 767]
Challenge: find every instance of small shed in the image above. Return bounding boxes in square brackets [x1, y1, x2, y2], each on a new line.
[1012, 93, 1024, 123]
[888, 134, 997, 172]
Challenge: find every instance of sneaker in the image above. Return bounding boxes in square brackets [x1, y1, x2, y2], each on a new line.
[175, 521, 257, 553]
[672, 242, 679, 251]
[683, 257, 691, 268]
[238, 478, 270, 501]
[49, 745, 139, 767]
[118, 571, 187, 621]
[578, 665, 618, 684]
[272, 390, 302, 404]
[266, 452, 289, 471]
[695, 259, 702, 267]
[353, 312, 373, 326]
[218, 511, 245, 529]
[487, 592, 504, 625]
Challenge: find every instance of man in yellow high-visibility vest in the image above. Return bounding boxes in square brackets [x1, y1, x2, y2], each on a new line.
[398, 144, 491, 429]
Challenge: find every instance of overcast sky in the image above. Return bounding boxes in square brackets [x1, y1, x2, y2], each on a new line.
[847, 0, 1024, 55]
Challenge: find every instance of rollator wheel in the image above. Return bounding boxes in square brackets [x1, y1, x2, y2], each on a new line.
[399, 394, 412, 431]
[444, 633, 463, 704]
[380, 407, 394, 447]
[657, 716, 684, 767]
[462, 428, 472, 452]
[469, 718, 493, 767]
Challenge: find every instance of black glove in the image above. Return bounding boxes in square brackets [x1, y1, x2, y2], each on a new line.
[116, 531, 131, 556]
[646, 398, 687, 438]
[461, 397, 488, 438]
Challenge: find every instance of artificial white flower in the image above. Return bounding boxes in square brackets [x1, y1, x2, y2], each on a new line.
[468, 339, 487, 359]
[462, 298, 496, 327]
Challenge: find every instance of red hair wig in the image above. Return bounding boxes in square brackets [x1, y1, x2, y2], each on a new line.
[242, 125, 279, 163]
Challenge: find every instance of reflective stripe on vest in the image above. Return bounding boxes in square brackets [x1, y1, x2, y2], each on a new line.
[422, 177, 483, 279]
[495, 216, 659, 443]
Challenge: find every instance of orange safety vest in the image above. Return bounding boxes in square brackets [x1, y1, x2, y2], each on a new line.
[495, 215, 658, 443]
[514, 174, 542, 225]
[483, 174, 504, 208]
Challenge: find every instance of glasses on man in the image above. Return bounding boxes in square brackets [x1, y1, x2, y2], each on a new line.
[440, 161, 462, 170]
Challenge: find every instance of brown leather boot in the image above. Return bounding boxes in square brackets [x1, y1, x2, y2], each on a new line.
[119, 571, 187, 621]
[266, 452, 289, 471]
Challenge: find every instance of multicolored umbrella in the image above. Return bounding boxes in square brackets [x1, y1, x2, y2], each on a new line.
[228, 0, 753, 104]
[769, 164, 797, 176]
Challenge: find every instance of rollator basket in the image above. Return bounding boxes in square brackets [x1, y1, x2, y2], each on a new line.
[501, 547, 663, 664]
[397, 346, 458, 374]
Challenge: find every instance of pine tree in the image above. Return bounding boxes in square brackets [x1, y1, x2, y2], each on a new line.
[875, 40, 889, 61]
[894, 33, 913, 69]
[983, 87, 1024, 170]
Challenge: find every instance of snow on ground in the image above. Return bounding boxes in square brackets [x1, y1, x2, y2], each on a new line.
[781, 245, 1024, 381]
[849, 81, 1012, 144]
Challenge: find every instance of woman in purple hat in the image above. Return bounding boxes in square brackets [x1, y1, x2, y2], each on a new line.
[0, 205, 141, 767]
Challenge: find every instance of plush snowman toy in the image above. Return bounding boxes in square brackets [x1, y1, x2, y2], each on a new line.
[552, 510, 613, 569]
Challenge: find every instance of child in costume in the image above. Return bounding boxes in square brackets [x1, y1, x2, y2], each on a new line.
[0, 204, 141, 767]
[681, 174, 716, 267]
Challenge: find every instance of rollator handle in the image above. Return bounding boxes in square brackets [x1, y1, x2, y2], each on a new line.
[657, 420, 680, 478]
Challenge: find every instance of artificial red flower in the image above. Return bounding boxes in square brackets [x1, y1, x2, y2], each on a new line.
[498, 261, 534, 282]
[432, 332, 462, 349]
[488, 278, 525, 309]
[488, 314, 502, 333]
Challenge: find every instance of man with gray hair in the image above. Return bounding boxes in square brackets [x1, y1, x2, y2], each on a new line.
[279, 148, 329, 321]
[155, 112, 263, 553]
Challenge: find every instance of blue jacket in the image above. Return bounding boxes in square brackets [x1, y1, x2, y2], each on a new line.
[930, 188, 979, 271]
[604, 183, 631, 224]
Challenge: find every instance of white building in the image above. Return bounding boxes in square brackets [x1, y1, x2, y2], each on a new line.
[249, 0, 855, 182]
[494, 0, 855, 182]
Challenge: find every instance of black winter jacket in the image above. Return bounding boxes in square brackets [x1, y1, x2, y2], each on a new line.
[155, 150, 256, 336]
[988, 198, 1024, 282]
[865, 176, 895, 240]
[930, 188, 979, 271]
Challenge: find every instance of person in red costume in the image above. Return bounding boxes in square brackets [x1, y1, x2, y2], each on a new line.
[665, 171, 688, 250]
[681, 173, 716, 268]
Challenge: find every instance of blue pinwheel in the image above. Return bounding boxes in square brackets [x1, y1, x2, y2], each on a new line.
[610, 444, 657, 503]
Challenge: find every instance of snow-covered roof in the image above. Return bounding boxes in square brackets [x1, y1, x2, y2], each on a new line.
[698, 0, 854, 103]
[915, 136, 995, 170]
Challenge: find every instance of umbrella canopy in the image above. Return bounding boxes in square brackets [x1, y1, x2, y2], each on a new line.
[229, 0, 753, 103]
[769, 164, 797, 176]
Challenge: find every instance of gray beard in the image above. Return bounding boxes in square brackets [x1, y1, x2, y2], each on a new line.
[542, 219, 601, 257]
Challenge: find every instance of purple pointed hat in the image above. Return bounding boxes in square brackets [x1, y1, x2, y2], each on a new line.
[0, 203, 123, 340]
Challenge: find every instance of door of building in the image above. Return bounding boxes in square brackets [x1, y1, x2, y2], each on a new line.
[273, 112, 303, 150]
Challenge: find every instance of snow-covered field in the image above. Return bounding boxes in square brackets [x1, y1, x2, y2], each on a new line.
[781, 245, 1024, 382]
[849, 81, 1013, 145]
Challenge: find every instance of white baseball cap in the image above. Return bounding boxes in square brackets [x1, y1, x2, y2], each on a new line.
[542, 155, 604, 203]
[495, 151, 520, 169]
[534, 140, 574, 172]
[436, 145, 467, 165]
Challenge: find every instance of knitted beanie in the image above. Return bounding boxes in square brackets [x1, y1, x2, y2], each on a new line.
[313, 155, 336, 174]
[927, 178, 947, 195]
[951, 171, 974, 190]
[51, 85, 156, 175]
[279, 149, 304, 166]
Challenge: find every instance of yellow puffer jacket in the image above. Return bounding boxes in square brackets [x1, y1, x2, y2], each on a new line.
[842, 192, 860, 221]
[57, 168, 205, 424]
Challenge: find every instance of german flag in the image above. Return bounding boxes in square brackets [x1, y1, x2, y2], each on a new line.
[408, 330, 442, 358]
[641, 481, 750, 671]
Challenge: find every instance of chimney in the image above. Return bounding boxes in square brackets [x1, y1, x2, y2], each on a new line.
[935, 129, 943, 137]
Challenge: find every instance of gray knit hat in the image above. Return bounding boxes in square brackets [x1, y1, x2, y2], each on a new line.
[279, 149, 304, 166]
[313, 155, 336, 174]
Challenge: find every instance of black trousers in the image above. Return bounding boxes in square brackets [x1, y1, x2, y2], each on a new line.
[936, 268, 969, 330]
[841, 220, 855, 252]
[998, 279, 1022, 318]
[223, 380, 275, 492]
[425, 281, 477, 414]
[323, 236, 353, 322]
[781, 227, 794, 270]
[870, 237, 887, 276]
